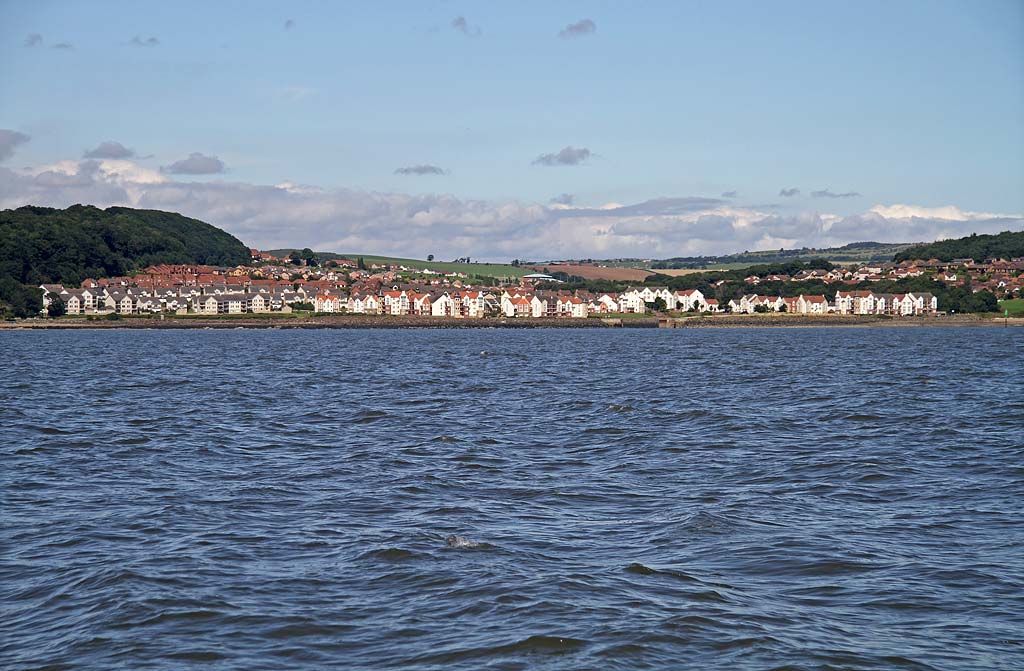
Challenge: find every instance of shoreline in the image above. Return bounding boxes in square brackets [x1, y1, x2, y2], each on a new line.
[2, 314, 1021, 330]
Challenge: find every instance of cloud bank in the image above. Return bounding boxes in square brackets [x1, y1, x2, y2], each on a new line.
[1, 158, 1020, 261]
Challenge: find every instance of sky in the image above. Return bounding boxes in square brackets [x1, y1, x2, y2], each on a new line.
[1, 0, 1022, 260]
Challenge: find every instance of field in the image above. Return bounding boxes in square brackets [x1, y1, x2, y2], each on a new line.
[650, 268, 728, 277]
[341, 254, 529, 278]
[524, 264, 654, 282]
[999, 298, 1024, 315]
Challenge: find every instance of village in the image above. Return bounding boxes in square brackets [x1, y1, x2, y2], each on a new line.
[35, 249, 1024, 320]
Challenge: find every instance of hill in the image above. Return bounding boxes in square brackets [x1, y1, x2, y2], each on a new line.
[643, 242, 915, 270]
[893, 230, 1024, 262]
[0, 205, 251, 286]
[266, 250, 530, 279]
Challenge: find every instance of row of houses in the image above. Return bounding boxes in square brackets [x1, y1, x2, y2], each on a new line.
[725, 291, 938, 315]
[40, 280, 939, 319]
[41, 284, 320, 315]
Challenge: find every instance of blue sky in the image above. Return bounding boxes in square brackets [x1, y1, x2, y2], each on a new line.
[1, 1, 1022, 259]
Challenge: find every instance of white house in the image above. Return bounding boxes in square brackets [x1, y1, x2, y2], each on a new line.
[795, 294, 829, 314]
[430, 292, 457, 317]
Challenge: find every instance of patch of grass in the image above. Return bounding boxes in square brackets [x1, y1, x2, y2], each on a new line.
[999, 298, 1024, 316]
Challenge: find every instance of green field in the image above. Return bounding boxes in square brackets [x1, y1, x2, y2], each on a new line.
[338, 254, 528, 278]
[268, 249, 528, 278]
[998, 298, 1024, 315]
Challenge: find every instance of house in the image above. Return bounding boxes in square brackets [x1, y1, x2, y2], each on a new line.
[250, 293, 270, 313]
[907, 292, 938, 314]
[39, 284, 67, 310]
[430, 292, 457, 317]
[634, 286, 675, 309]
[532, 293, 559, 318]
[795, 294, 829, 314]
[382, 290, 410, 315]
[411, 292, 432, 316]
[217, 293, 248, 314]
[314, 293, 344, 313]
[457, 291, 487, 318]
[63, 291, 84, 315]
[109, 292, 136, 314]
[834, 290, 874, 315]
[556, 296, 587, 318]
[618, 289, 647, 314]
[593, 293, 619, 313]
[502, 294, 532, 317]
[675, 289, 707, 312]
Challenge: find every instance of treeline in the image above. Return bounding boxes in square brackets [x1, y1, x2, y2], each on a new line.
[894, 230, 1024, 262]
[0, 204, 251, 318]
[540, 260, 999, 314]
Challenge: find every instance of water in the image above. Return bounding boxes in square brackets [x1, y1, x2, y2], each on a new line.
[2, 327, 1022, 670]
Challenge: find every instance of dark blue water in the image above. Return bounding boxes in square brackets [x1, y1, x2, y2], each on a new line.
[2, 327, 1023, 670]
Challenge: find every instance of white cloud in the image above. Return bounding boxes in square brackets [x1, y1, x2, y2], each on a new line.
[1, 157, 1020, 260]
[868, 203, 1013, 221]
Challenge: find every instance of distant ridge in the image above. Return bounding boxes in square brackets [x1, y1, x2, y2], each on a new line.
[646, 241, 916, 269]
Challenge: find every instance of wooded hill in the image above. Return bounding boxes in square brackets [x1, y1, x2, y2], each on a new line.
[893, 230, 1024, 262]
[0, 205, 250, 286]
[0, 205, 251, 317]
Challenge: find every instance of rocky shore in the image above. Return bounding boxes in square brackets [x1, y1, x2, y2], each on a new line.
[2, 314, 1020, 330]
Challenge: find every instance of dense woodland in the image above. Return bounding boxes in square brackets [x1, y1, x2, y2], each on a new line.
[0, 205, 250, 317]
[894, 230, 1024, 263]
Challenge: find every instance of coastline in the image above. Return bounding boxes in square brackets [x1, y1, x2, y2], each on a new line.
[2, 314, 1021, 330]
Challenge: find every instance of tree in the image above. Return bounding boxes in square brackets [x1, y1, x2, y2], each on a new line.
[300, 248, 319, 266]
[0, 278, 43, 318]
[511, 259, 520, 267]
[289, 250, 303, 266]
[427, 254, 434, 262]
[47, 296, 66, 318]
[648, 297, 667, 312]
[357, 257, 367, 270]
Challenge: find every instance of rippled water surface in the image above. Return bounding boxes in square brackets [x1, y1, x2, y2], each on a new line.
[2, 327, 1023, 670]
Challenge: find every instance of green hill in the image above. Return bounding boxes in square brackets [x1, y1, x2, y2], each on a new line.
[585, 242, 917, 271]
[266, 250, 529, 278]
[0, 205, 251, 286]
[893, 230, 1024, 262]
